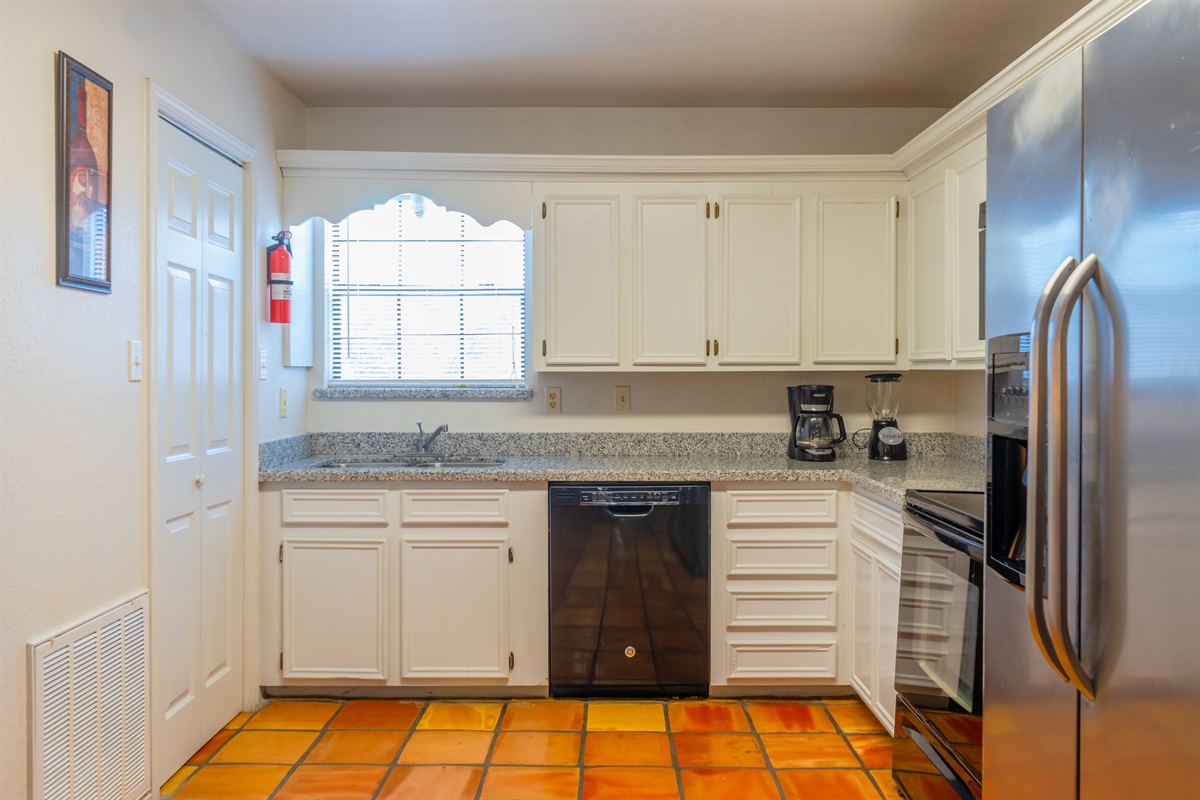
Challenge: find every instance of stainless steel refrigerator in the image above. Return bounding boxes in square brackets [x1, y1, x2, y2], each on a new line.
[983, 2, 1199, 798]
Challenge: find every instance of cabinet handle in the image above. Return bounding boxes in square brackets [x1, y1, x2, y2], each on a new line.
[541, 202, 547, 219]
[713, 339, 719, 356]
[714, 202, 720, 219]
[194, 474, 205, 486]
[542, 339, 547, 357]
[706, 340, 711, 357]
[706, 202, 711, 219]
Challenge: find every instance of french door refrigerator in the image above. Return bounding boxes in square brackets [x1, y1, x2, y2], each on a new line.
[983, 2, 1199, 798]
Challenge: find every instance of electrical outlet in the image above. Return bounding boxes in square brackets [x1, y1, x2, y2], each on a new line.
[259, 348, 268, 381]
[127, 340, 143, 382]
[545, 386, 562, 414]
[279, 387, 288, 418]
[615, 385, 631, 413]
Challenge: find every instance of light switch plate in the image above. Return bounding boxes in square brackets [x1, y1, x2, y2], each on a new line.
[128, 340, 143, 382]
[279, 387, 288, 418]
[615, 385, 631, 413]
[259, 348, 268, 381]
[545, 387, 561, 414]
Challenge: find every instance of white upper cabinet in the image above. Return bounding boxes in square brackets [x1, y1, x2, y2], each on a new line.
[631, 191, 709, 366]
[538, 191, 621, 366]
[908, 177, 950, 362]
[905, 133, 987, 367]
[951, 157, 987, 360]
[715, 190, 803, 366]
[812, 195, 898, 364]
[536, 176, 901, 372]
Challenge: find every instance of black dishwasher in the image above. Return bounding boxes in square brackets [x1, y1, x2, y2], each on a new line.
[549, 483, 710, 697]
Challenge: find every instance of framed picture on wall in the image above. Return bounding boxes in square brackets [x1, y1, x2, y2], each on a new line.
[56, 52, 113, 293]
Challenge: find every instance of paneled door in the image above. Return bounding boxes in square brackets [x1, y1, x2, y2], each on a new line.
[153, 118, 244, 779]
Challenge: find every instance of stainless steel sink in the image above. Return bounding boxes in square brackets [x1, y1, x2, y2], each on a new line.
[315, 454, 506, 469]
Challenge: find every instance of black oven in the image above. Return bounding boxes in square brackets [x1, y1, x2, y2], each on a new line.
[894, 490, 985, 800]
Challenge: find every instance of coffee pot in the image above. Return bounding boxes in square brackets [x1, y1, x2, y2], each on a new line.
[788, 385, 847, 462]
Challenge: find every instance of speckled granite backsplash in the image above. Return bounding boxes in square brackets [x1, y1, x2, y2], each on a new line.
[260, 431, 984, 467]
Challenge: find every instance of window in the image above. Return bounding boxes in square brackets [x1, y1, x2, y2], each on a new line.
[326, 194, 528, 384]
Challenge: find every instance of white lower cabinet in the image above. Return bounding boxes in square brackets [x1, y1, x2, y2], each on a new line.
[262, 483, 548, 689]
[848, 492, 903, 734]
[711, 484, 845, 687]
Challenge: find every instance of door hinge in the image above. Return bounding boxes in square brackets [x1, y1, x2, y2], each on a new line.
[895, 338, 900, 355]
[542, 339, 547, 357]
[541, 201, 547, 220]
[508, 546, 514, 564]
[279, 652, 283, 670]
[279, 543, 283, 563]
[706, 201, 711, 219]
[714, 202, 720, 219]
[509, 652, 515, 671]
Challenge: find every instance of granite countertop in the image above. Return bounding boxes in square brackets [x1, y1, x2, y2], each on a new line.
[259, 433, 984, 505]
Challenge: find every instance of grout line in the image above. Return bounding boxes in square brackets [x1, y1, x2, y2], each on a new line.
[576, 701, 589, 800]
[821, 698, 889, 800]
[263, 700, 346, 800]
[741, 699, 787, 800]
[666, 701, 686, 800]
[472, 700, 507, 800]
[371, 699, 430, 800]
[161, 702, 257, 797]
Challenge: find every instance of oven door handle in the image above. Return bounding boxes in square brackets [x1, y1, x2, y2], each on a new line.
[1027, 256, 1077, 682]
[1045, 253, 1106, 701]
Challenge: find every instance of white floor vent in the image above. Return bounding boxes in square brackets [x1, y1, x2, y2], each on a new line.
[28, 592, 150, 800]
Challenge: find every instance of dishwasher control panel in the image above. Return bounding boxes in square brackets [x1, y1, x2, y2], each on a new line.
[550, 483, 710, 507]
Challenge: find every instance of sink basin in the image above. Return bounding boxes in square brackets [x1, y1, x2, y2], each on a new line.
[315, 454, 506, 469]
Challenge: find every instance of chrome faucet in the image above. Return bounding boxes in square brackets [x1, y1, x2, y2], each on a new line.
[415, 420, 449, 453]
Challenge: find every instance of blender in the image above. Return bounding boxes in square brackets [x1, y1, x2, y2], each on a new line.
[865, 373, 908, 460]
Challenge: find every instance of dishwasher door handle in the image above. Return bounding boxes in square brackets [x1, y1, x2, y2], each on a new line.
[604, 505, 656, 519]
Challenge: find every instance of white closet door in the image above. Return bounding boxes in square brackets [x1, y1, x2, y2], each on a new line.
[154, 120, 244, 778]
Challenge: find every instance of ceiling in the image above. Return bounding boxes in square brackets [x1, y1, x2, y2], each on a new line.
[192, 0, 1092, 109]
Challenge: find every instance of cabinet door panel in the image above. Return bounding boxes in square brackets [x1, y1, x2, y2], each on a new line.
[543, 195, 620, 365]
[717, 195, 802, 365]
[874, 557, 901, 734]
[849, 540, 876, 705]
[401, 536, 509, 679]
[632, 194, 708, 365]
[909, 180, 950, 361]
[814, 197, 896, 363]
[282, 539, 388, 680]
[952, 158, 987, 359]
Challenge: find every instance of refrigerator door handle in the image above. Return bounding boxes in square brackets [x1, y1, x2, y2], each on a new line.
[1046, 253, 1109, 701]
[1026, 256, 1078, 682]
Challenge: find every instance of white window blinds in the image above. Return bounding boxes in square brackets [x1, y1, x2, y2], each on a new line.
[327, 194, 527, 383]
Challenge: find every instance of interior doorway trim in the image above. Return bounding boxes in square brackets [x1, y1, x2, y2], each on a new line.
[144, 81, 260, 786]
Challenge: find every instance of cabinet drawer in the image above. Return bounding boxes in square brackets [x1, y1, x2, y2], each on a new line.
[281, 489, 391, 526]
[850, 493, 902, 561]
[400, 489, 510, 526]
[726, 534, 837, 579]
[726, 639, 838, 680]
[726, 587, 837, 630]
[725, 489, 838, 527]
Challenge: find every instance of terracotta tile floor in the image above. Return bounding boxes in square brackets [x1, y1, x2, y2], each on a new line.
[163, 696, 899, 799]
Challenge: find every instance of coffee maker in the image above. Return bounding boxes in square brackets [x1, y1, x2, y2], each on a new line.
[788, 385, 847, 462]
[865, 373, 908, 461]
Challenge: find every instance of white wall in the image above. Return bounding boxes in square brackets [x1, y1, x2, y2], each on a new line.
[0, 1, 305, 793]
[307, 369, 966, 437]
[306, 107, 947, 155]
[953, 369, 987, 436]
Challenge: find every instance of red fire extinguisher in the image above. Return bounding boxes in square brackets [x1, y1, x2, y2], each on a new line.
[267, 230, 293, 323]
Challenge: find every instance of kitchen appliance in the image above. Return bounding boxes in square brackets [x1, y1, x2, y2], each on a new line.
[788, 384, 846, 462]
[894, 489, 985, 800]
[983, 3, 1199, 798]
[864, 373, 907, 461]
[548, 483, 709, 697]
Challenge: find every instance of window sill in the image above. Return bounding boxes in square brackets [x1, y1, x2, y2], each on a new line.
[313, 386, 533, 401]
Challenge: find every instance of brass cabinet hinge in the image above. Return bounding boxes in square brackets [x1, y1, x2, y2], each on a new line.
[541, 202, 547, 219]
[508, 546, 514, 564]
[714, 202, 720, 219]
[508, 652, 515, 671]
